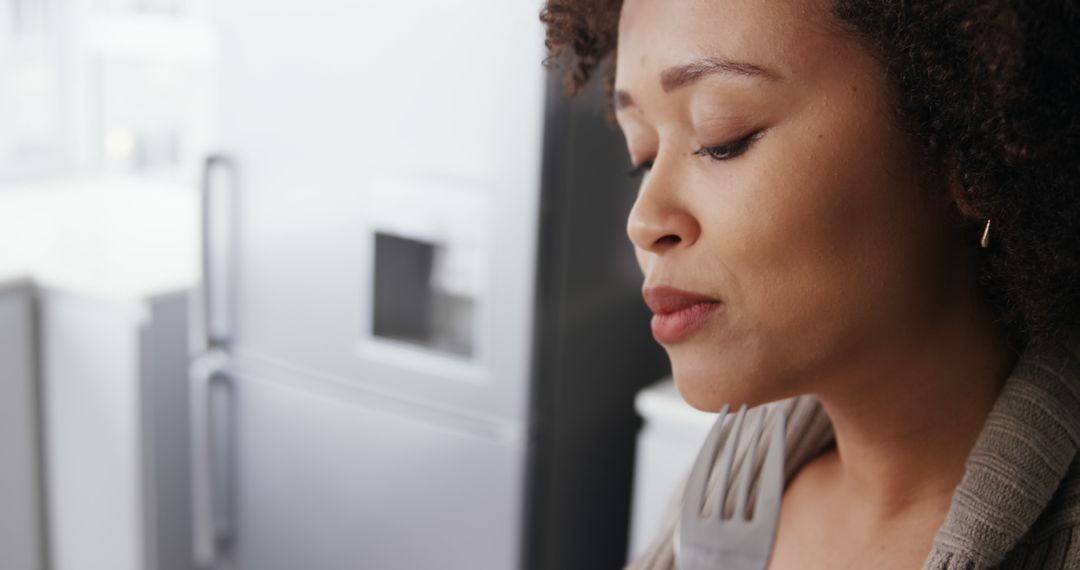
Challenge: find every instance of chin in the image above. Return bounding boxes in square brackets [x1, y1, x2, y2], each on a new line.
[668, 350, 781, 413]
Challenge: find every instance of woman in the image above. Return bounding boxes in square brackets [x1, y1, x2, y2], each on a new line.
[540, 1, 1080, 568]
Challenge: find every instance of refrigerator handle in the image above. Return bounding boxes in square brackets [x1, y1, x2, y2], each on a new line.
[190, 154, 237, 567]
[191, 154, 236, 356]
[190, 349, 233, 568]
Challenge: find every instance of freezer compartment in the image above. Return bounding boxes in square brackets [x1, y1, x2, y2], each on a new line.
[222, 365, 526, 570]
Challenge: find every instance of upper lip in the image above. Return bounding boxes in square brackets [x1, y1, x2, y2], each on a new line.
[642, 286, 721, 315]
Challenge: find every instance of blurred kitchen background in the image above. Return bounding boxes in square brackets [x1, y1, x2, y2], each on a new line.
[0, 1, 720, 569]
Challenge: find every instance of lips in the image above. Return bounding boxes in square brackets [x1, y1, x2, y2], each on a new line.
[643, 286, 722, 344]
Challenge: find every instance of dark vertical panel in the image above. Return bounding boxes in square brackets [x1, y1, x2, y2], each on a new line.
[523, 72, 671, 570]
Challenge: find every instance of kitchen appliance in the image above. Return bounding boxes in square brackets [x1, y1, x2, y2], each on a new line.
[188, 1, 669, 569]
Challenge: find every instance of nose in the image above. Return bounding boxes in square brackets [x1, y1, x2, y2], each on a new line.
[626, 173, 701, 255]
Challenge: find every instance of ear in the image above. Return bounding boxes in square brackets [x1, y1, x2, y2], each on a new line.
[937, 151, 990, 250]
[941, 151, 979, 218]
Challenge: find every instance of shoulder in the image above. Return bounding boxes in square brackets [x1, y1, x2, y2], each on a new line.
[1034, 454, 1080, 535]
[998, 456, 1080, 569]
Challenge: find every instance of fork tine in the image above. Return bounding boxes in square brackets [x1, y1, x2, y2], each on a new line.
[683, 404, 731, 516]
[732, 406, 767, 520]
[706, 404, 747, 519]
[678, 404, 787, 570]
[753, 409, 787, 524]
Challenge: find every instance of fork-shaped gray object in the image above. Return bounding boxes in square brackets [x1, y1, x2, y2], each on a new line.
[676, 404, 786, 570]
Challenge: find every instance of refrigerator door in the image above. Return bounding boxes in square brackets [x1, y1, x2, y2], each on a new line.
[204, 1, 546, 569]
[216, 0, 546, 424]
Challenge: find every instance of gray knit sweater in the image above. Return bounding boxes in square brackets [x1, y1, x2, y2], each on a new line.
[628, 334, 1080, 569]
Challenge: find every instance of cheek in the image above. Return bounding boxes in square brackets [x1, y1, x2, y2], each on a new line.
[705, 119, 935, 366]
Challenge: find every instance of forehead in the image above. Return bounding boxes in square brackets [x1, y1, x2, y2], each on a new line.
[614, 0, 838, 89]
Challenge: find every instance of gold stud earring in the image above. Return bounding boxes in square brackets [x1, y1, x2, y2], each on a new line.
[980, 219, 992, 249]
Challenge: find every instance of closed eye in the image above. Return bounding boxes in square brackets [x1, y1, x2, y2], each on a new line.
[694, 130, 765, 162]
[626, 130, 765, 180]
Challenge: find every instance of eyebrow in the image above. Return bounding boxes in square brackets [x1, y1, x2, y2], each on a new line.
[614, 56, 781, 110]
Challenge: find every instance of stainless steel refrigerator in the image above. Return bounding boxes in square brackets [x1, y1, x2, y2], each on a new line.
[188, 1, 668, 569]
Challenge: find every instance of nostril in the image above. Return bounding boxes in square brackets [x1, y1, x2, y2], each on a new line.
[657, 235, 681, 247]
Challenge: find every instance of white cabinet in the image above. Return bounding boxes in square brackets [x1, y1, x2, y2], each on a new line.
[0, 279, 44, 570]
[40, 287, 195, 570]
[0, 275, 193, 570]
[0, 176, 200, 570]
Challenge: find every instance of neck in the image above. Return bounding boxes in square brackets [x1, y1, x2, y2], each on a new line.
[813, 302, 1016, 523]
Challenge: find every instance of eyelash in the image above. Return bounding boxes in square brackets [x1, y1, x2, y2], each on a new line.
[626, 130, 764, 179]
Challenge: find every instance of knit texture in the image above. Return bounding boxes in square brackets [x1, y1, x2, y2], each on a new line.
[627, 334, 1080, 570]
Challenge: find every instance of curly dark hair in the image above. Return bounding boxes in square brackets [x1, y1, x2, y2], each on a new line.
[540, 0, 1080, 349]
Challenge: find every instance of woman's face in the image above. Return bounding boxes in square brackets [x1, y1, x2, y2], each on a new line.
[615, 0, 962, 410]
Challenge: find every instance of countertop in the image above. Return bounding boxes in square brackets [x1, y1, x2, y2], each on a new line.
[0, 175, 199, 301]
